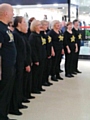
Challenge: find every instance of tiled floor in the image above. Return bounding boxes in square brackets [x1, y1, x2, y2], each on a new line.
[9, 60, 90, 120]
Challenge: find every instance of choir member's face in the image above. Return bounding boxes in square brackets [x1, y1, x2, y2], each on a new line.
[74, 21, 79, 29]
[42, 22, 48, 30]
[35, 21, 42, 32]
[67, 24, 72, 30]
[54, 22, 60, 30]
[20, 18, 28, 33]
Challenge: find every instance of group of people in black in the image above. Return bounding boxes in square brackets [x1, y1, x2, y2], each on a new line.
[0, 3, 82, 120]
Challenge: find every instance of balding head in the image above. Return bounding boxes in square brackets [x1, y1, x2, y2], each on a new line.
[0, 3, 13, 24]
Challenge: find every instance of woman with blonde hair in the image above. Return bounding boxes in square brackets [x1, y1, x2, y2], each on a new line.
[40, 20, 53, 86]
[48, 20, 64, 81]
[29, 20, 45, 93]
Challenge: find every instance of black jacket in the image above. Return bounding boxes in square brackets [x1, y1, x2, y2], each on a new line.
[13, 29, 26, 66]
[29, 32, 43, 63]
[22, 33, 32, 66]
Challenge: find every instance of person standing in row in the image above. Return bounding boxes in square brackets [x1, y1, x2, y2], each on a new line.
[40, 20, 53, 86]
[22, 31, 35, 100]
[29, 20, 44, 94]
[72, 19, 82, 74]
[58, 22, 64, 74]
[48, 20, 63, 81]
[64, 22, 78, 78]
[0, 3, 17, 120]
[9, 16, 30, 116]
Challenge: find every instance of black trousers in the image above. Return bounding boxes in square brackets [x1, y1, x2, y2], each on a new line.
[74, 45, 80, 71]
[43, 58, 52, 83]
[64, 49, 75, 75]
[23, 70, 32, 99]
[51, 49, 62, 76]
[38, 60, 45, 90]
[10, 63, 24, 112]
[32, 64, 40, 92]
[0, 64, 15, 119]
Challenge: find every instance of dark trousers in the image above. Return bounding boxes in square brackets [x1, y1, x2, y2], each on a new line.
[65, 50, 75, 75]
[38, 60, 45, 90]
[32, 64, 40, 92]
[74, 46, 80, 71]
[43, 58, 52, 83]
[51, 49, 62, 76]
[23, 70, 32, 98]
[0, 65, 15, 119]
[10, 63, 24, 112]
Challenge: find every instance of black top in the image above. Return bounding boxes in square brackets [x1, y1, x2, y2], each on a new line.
[13, 28, 26, 66]
[48, 29, 64, 51]
[22, 33, 32, 66]
[0, 21, 16, 66]
[29, 32, 43, 63]
[72, 28, 82, 46]
[40, 31, 52, 58]
[64, 31, 76, 51]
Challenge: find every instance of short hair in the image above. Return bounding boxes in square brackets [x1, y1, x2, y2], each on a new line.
[13, 16, 23, 28]
[30, 20, 40, 32]
[51, 20, 60, 29]
[73, 19, 78, 24]
[41, 20, 48, 25]
[66, 22, 72, 27]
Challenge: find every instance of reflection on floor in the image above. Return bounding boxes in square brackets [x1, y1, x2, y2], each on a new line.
[9, 60, 90, 120]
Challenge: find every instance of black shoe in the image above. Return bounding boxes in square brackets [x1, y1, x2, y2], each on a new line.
[32, 91, 41, 94]
[65, 74, 72, 78]
[56, 75, 63, 80]
[42, 82, 50, 86]
[22, 99, 30, 103]
[19, 104, 28, 109]
[48, 82, 53, 85]
[72, 72, 77, 75]
[76, 70, 82, 73]
[9, 110, 22, 116]
[70, 74, 74, 77]
[30, 96, 35, 99]
[40, 88, 46, 92]
[59, 69, 63, 73]
[51, 76, 58, 82]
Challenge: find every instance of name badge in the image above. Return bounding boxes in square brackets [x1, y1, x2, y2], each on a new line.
[6, 30, 14, 42]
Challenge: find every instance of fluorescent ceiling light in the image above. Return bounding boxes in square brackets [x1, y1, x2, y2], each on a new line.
[53, 3, 59, 7]
[37, 4, 42, 7]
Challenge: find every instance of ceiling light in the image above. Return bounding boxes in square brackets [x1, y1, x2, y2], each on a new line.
[53, 3, 59, 7]
[37, 4, 42, 7]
